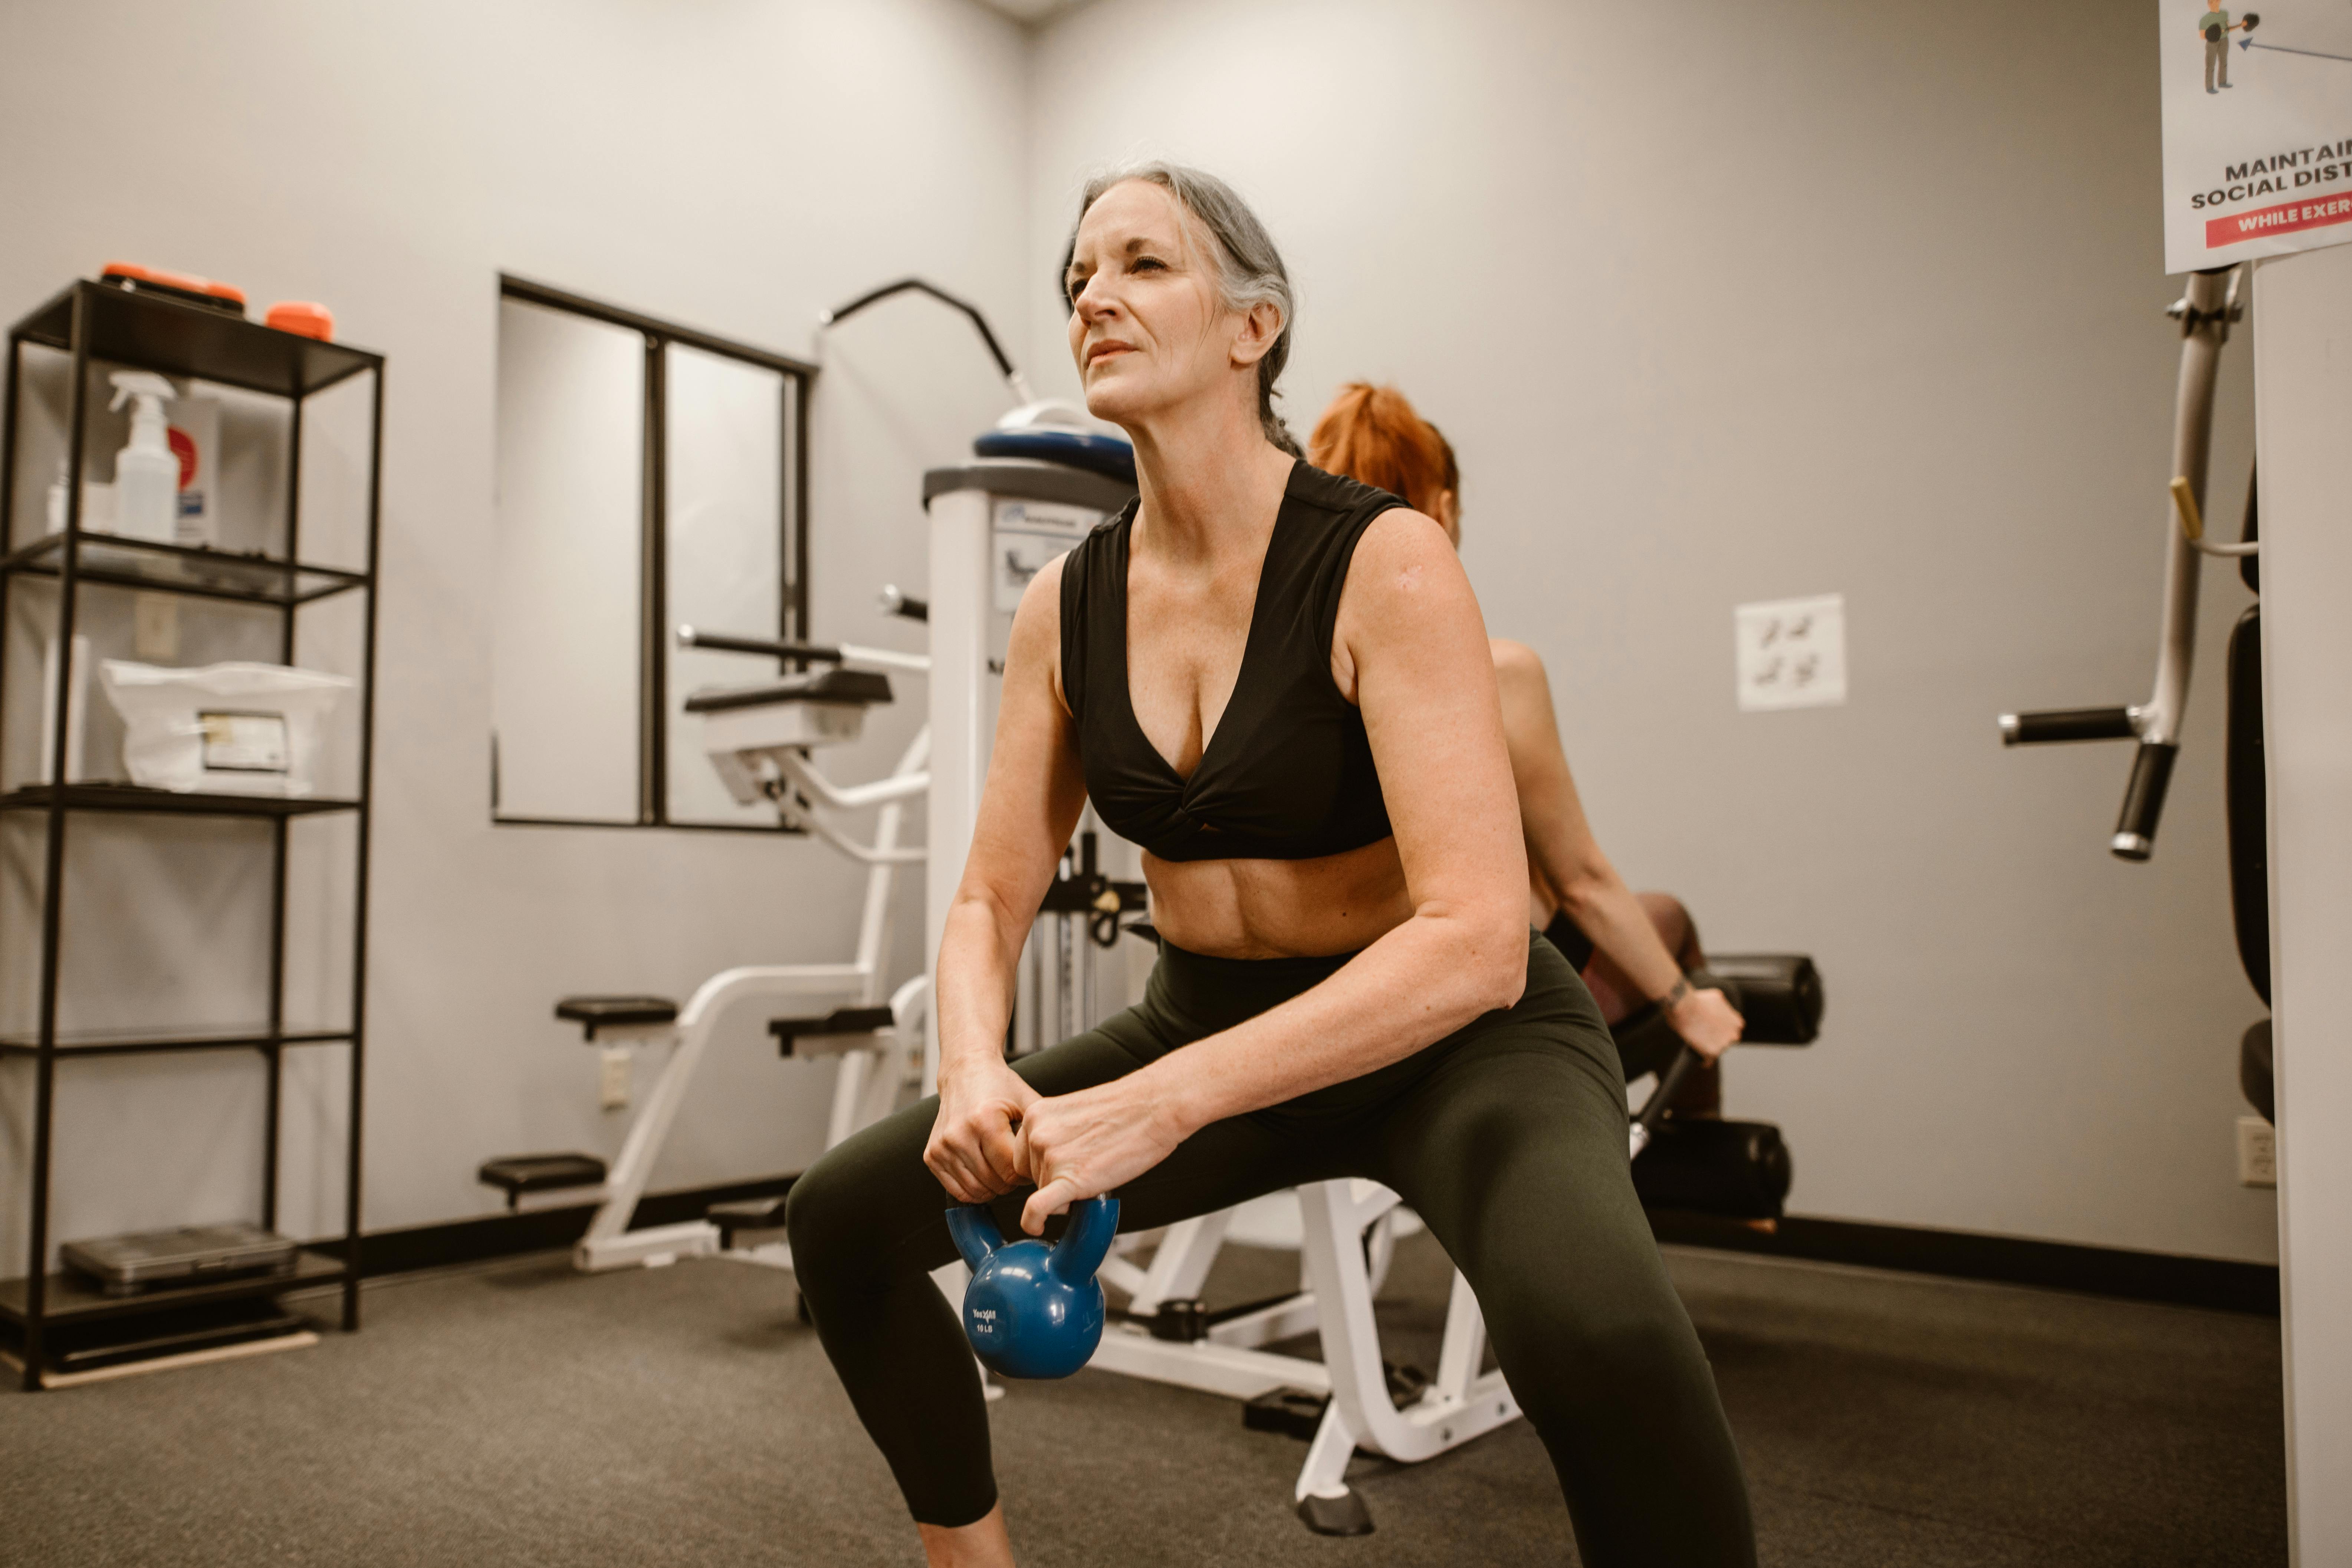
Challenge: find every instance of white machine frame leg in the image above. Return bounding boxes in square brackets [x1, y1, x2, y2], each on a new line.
[1124, 1211, 1233, 1316]
[1292, 1180, 1520, 1511]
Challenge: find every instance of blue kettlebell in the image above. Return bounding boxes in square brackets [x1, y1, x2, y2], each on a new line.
[944, 1196, 1119, 1379]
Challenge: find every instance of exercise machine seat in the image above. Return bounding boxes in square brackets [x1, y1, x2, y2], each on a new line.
[555, 996, 679, 1039]
[708, 1195, 792, 1246]
[769, 1006, 897, 1056]
[478, 1153, 609, 1209]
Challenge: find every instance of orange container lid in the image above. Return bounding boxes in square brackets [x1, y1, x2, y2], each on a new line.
[264, 301, 335, 341]
[101, 260, 247, 307]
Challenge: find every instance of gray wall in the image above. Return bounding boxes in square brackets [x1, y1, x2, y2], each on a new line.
[0, 0, 1034, 1260]
[1026, 0, 2274, 1262]
[0, 0, 2278, 1271]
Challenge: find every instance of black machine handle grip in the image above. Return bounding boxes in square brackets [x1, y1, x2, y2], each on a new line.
[2110, 741, 2180, 862]
[1999, 707, 2137, 746]
[678, 626, 843, 664]
[1629, 1048, 1701, 1157]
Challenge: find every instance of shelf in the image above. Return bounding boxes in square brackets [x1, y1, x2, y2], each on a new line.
[0, 530, 367, 606]
[0, 784, 359, 818]
[12, 281, 381, 399]
[0, 1024, 354, 1059]
[0, 1248, 348, 1327]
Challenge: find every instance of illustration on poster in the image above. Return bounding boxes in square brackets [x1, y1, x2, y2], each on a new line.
[2163, 0, 2352, 269]
[2198, 2, 2252, 92]
[2192, 1, 2352, 95]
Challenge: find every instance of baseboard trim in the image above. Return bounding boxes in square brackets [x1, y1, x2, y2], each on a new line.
[337, 1180, 2280, 1318]
[346, 1173, 799, 1279]
[1649, 1210, 2280, 1315]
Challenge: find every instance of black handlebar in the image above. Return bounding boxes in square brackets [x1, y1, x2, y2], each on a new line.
[1999, 707, 2137, 746]
[822, 277, 1018, 382]
[678, 627, 842, 665]
[880, 586, 930, 624]
[1633, 1050, 1701, 1141]
[2111, 741, 2179, 862]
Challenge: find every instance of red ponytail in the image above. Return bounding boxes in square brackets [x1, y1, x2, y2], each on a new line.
[1307, 383, 1457, 518]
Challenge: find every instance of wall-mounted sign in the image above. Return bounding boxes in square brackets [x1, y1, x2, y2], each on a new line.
[1734, 595, 1847, 712]
[2161, 0, 2352, 272]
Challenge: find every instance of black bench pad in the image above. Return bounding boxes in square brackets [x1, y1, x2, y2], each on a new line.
[556, 996, 679, 1038]
[770, 1006, 897, 1055]
[478, 1153, 610, 1204]
[709, 1196, 792, 1244]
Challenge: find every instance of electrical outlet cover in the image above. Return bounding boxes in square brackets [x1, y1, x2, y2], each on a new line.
[600, 1046, 631, 1112]
[133, 594, 180, 662]
[2237, 1115, 2276, 1188]
[1735, 595, 1847, 711]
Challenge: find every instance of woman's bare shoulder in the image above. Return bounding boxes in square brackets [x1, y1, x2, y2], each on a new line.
[1346, 507, 1474, 612]
[1008, 550, 1072, 708]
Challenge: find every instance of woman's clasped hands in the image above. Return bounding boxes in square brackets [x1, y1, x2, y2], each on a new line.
[924, 1056, 1189, 1236]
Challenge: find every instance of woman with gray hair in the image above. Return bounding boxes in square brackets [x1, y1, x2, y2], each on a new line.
[787, 164, 1755, 1567]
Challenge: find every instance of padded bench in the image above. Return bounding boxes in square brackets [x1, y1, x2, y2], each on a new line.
[707, 1194, 792, 1247]
[769, 1005, 897, 1056]
[478, 1153, 610, 1210]
[555, 995, 680, 1041]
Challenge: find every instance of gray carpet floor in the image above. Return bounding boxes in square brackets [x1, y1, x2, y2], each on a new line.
[0, 1237, 2286, 1566]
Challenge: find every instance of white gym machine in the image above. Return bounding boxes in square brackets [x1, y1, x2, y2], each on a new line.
[475, 639, 934, 1277]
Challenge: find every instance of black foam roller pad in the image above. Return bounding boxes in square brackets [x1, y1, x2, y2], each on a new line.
[1701, 954, 1824, 1045]
[1632, 1119, 1792, 1220]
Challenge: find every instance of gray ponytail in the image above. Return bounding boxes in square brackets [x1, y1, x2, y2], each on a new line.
[1060, 162, 1301, 456]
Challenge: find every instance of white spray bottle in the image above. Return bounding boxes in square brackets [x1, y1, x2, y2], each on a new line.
[108, 371, 180, 544]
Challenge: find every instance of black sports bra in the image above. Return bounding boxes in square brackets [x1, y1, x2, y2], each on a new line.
[1059, 462, 1405, 863]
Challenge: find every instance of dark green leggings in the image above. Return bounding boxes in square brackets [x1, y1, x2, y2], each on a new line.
[785, 930, 1755, 1564]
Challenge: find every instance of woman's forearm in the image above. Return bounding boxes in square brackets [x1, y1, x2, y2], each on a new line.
[1131, 903, 1525, 1136]
[933, 891, 1026, 1084]
[1559, 869, 1687, 1006]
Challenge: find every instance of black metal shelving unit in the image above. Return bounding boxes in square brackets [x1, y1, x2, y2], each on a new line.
[0, 280, 382, 1390]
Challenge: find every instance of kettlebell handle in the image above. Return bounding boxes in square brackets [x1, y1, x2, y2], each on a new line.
[1047, 1196, 1119, 1282]
[943, 1204, 1004, 1273]
[943, 1196, 1119, 1281]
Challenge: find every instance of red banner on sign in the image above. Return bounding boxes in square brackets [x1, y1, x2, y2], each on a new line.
[2207, 194, 2352, 249]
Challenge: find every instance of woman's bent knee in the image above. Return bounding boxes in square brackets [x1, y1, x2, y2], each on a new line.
[782, 1146, 860, 1283]
[785, 1100, 959, 1294]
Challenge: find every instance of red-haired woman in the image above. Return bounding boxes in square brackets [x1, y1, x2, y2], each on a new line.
[1310, 383, 1744, 1103]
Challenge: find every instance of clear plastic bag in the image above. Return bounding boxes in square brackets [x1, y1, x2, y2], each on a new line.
[97, 660, 354, 797]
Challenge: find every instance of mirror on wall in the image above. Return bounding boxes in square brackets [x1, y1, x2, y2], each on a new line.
[489, 281, 805, 829]
[664, 342, 789, 828]
[491, 295, 644, 824]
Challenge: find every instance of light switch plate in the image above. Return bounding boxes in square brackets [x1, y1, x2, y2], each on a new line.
[133, 594, 180, 661]
[1735, 594, 1847, 711]
[600, 1046, 631, 1111]
[2238, 1115, 2276, 1187]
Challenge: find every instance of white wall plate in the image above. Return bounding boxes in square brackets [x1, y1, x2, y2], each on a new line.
[1735, 594, 1847, 711]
